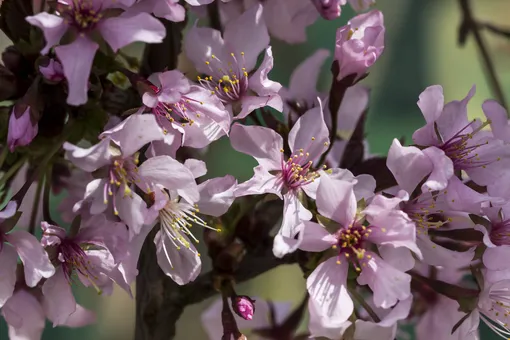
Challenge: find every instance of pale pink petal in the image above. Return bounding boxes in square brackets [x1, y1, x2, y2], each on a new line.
[483, 246, 510, 271]
[483, 99, 510, 142]
[197, 175, 237, 216]
[99, 13, 165, 52]
[357, 253, 411, 308]
[417, 233, 475, 268]
[417, 85, 444, 123]
[288, 104, 329, 162]
[223, 4, 269, 72]
[446, 175, 495, 214]
[55, 37, 98, 106]
[378, 244, 415, 272]
[387, 139, 432, 194]
[179, 115, 228, 148]
[0, 201, 17, 221]
[6, 230, 55, 287]
[436, 85, 476, 142]
[316, 175, 356, 227]
[42, 267, 77, 326]
[248, 47, 282, 96]
[184, 159, 207, 178]
[230, 123, 283, 171]
[138, 155, 199, 202]
[25, 13, 67, 55]
[153, 1, 186, 22]
[2, 290, 45, 340]
[185, 85, 231, 132]
[184, 26, 226, 75]
[365, 208, 421, 257]
[263, 0, 317, 44]
[298, 221, 337, 252]
[63, 138, 113, 172]
[116, 191, 149, 237]
[118, 224, 154, 287]
[353, 320, 396, 340]
[237, 95, 283, 120]
[63, 304, 96, 328]
[234, 165, 281, 197]
[378, 296, 412, 327]
[100, 114, 166, 157]
[273, 193, 312, 257]
[416, 296, 479, 340]
[308, 299, 352, 339]
[154, 230, 201, 285]
[286, 49, 329, 105]
[307, 257, 353, 326]
[334, 84, 370, 133]
[421, 147, 454, 192]
[0, 246, 18, 307]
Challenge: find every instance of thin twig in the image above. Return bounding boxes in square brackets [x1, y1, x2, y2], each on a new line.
[481, 22, 510, 39]
[458, 0, 508, 112]
[28, 175, 43, 234]
[42, 164, 56, 225]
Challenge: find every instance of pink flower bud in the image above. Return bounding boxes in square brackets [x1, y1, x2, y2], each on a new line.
[335, 9, 385, 81]
[232, 296, 256, 321]
[39, 59, 64, 83]
[7, 106, 38, 151]
[310, 0, 346, 20]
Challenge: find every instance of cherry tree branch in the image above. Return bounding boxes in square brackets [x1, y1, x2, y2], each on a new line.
[458, 0, 508, 112]
[134, 229, 297, 340]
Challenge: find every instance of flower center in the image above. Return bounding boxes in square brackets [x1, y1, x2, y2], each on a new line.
[440, 119, 500, 171]
[481, 288, 510, 339]
[333, 224, 373, 272]
[102, 154, 141, 215]
[197, 53, 249, 104]
[149, 84, 205, 130]
[403, 191, 451, 235]
[158, 199, 220, 258]
[276, 137, 328, 192]
[490, 220, 510, 246]
[58, 0, 103, 32]
[57, 240, 102, 292]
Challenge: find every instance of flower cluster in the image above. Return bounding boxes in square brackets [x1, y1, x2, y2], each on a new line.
[1, 0, 510, 339]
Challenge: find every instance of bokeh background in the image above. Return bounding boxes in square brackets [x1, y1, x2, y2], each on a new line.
[1, 0, 510, 338]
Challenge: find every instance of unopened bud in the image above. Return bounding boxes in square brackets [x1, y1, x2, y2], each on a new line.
[231, 296, 256, 321]
[310, 0, 346, 20]
[39, 58, 64, 83]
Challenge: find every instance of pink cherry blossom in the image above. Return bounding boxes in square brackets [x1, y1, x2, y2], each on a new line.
[475, 203, 510, 272]
[299, 174, 419, 327]
[184, 4, 282, 119]
[413, 85, 510, 188]
[0, 202, 55, 308]
[1, 288, 95, 339]
[220, 0, 318, 44]
[230, 104, 330, 257]
[309, 297, 412, 340]
[40, 215, 128, 325]
[26, 0, 166, 105]
[64, 114, 177, 235]
[118, 167, 236, 286]
[7, 106, 38, 151]
[140, 70, 231, 149]
[335, 10, 385, 81]
[386, 138, 502, 268]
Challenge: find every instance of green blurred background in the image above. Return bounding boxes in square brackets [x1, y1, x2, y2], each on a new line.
[1, 0, 510, 338]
